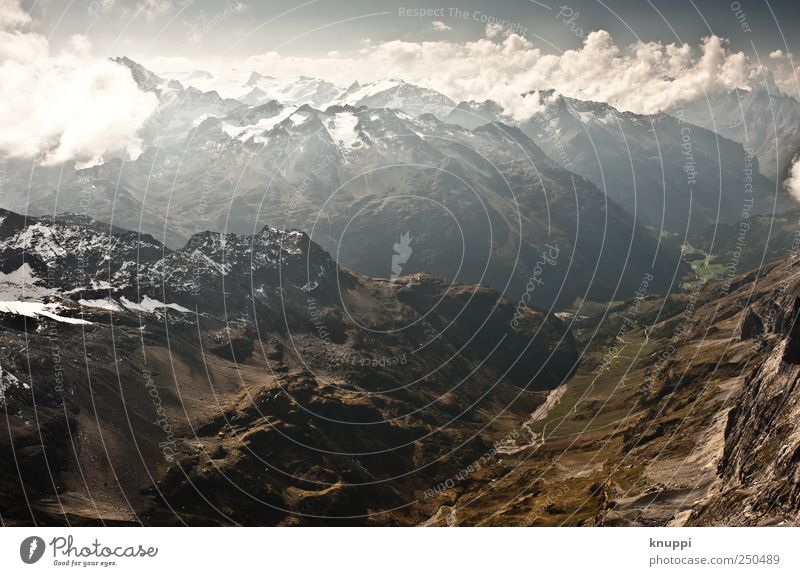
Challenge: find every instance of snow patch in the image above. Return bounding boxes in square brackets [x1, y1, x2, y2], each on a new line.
[289, 111, 311, 126]
[222, 106, 297, 141]
[120, 296, 192, 314]
[74, 155, 104, 170]
[0, 263, 55, 300]
[0, 301, 92, 325]
[327, 112, 361, 149]
[78, 298, 123, 312]
[192, 112, 220, 127]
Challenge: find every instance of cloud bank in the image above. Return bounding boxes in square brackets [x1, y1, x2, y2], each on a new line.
[170, 27, 770, 120]
[784, 156, 800, 202]
[0, 0, 157, 166]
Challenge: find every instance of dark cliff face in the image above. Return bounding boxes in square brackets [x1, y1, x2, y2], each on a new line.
[0, 210, 577, 526]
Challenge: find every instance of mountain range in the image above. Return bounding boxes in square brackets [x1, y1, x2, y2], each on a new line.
[447, 90, 790, 236]
[3, 61, 795, 305]
[1, 60, 700, 310]
[670, 86, 800, 181]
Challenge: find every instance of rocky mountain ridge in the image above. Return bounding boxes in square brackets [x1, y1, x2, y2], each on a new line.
[0, 209, 578, 525]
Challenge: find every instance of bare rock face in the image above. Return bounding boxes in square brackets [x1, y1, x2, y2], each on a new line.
[712, 339, 800, 524]
[690, 283, 800, 525]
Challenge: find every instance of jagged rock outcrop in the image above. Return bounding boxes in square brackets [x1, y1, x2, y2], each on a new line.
[740, 307, 764, 340]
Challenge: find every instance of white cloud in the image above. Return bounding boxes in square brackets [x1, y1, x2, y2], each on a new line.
[137, 0, 174, 21]
[214, 28, 767, 120]
[431, 20, 451, 32]
[784, 155, 800, 202]
[485, 22, 505, 40]
[761, 49, 799, 96]
[0, 0, 30, 29]
[0, 0, 157, 166]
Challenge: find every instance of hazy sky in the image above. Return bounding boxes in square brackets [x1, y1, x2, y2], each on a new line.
[26, 0, 800, 63]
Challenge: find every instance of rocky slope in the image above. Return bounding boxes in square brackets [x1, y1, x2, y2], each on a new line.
[0, 210, 578, 525]
[418, 246, 800, 526]
[3, 212, 800, 526]
[687, 260, 800, 525]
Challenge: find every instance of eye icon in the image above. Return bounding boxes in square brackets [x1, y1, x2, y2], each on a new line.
[20, 536, 45, 564]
